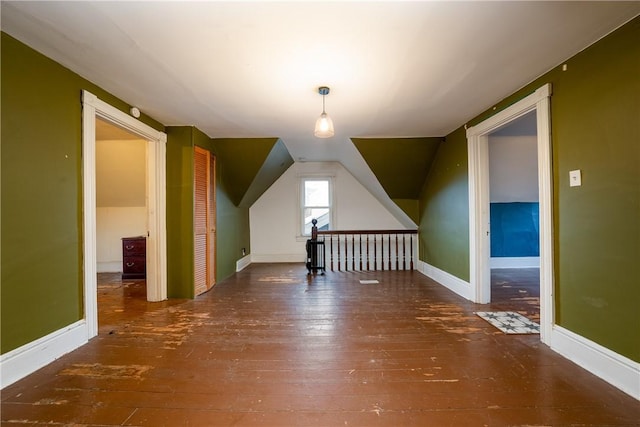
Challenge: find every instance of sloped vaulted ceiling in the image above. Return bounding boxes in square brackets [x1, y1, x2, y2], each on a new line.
[213, 138, 294, 208]
[352, 137, 442, 223]
[3, 1, 638, 226]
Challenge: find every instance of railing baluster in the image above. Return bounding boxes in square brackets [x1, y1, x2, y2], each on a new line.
[373, 234, 377, 271]
[410, 234, 414, 271]
[380, 233, 384, 271]
[336, 234, 341, 271]
[402, 234, 406, 270]
[329, 235, 334, 271]
[388, 234, 392, 271]
[395, 234, 399, 271]
[351, 234, 355, 271]
[343, 235, 348, 271]
[315, 229, 417, 272]
[366, 234, 370, 271]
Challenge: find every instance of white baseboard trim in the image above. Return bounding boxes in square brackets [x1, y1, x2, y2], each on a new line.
[236, 254, 252, 272]
[491, 257, 540, 269]
[417, 260, 473, 301]
[250, 253, 305, 263]
[1, 320, 88, 389]
[97, 261, 121, 273]
[549, 325, 639, 400]
[417, 260, 639, 399]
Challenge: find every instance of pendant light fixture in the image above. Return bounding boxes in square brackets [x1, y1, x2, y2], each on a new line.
[314, 86, 334, 138]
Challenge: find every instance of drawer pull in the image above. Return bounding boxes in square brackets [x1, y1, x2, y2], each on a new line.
[126, 262, 136, 267]
[125, 245, 135, 250]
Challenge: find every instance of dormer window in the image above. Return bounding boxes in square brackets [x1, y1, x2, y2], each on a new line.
[300, 177, 333, 236]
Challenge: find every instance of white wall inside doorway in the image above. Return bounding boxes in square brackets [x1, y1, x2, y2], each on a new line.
[489, 129, 540, 269]
[95, 138, 147, 272]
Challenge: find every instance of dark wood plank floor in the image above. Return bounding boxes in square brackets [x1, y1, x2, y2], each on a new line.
[490, 268, 540, 323]
[2, 264, 638, 426]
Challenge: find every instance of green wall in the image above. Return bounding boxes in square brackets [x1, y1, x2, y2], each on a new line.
[352, 137, 442, 199]
[1, 33, 253, 353]
[215, 138, 285, 207]
[549, 17, 638, 361]
[214, 161, 251, 282]
[166, 128, 253, 298]
[352, 137, 441, 224]
[166, 127, 197, 299]
[0, 33, 163, 354]
[418, 128, 470, 281]
[420, 17, 639, 361]
[211, 137, 294, 280]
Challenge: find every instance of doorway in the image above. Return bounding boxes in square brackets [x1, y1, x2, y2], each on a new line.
[82, 90, 168, 339]
[487, 111, 540, 322]
[467, 84, 553, 343]
[95, 118, 149, 331]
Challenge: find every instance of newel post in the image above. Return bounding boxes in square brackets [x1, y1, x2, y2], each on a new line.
[311, 218, 318, 241]
[306, 219, 325, 275]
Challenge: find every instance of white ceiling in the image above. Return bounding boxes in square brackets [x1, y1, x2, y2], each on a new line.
[2, 1, 638, 225]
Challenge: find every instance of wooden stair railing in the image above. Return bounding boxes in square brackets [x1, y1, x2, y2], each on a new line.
[315, 229, 418, 271]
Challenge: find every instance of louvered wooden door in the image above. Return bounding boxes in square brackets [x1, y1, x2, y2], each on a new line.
[194, 146, 216, 296]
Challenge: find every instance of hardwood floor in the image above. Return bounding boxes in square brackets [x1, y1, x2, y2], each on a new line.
[490, 268, 540, 323]
[2, 264, 638, 426]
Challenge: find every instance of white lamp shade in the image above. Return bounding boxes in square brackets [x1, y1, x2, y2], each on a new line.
[314, 112, 334, 138]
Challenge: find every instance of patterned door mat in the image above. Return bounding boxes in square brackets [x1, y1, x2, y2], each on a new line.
[475, 311, 540, 334]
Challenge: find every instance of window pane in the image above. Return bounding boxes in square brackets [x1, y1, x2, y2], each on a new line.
[305, 180, 329, 206]
[303, 207, 330, 235]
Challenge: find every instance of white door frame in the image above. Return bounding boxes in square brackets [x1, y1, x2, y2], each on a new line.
[82, 90, 167, 339]
[466, 83, 554, 342]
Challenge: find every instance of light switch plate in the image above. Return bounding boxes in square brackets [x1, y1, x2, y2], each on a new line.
[569, 169, 581, 187]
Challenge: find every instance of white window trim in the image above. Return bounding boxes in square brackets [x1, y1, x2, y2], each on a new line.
[297, 174, 336, 239]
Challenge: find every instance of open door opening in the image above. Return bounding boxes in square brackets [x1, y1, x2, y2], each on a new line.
[95, 118, 149, 332]
[487, 111, 541, 326]
[82, 90, 168, 340]
[467, 84, 553, 343]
